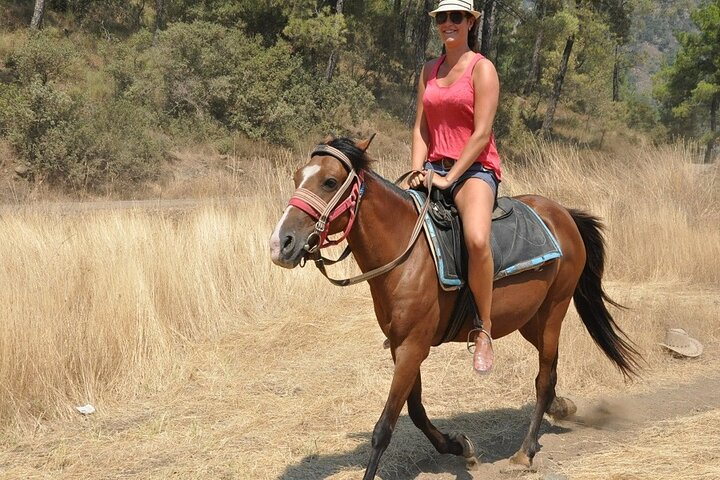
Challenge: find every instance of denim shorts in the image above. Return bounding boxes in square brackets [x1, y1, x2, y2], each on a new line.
[425, 160, 500, 199]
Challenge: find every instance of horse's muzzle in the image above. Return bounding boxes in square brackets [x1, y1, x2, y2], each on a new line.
[270, 230, 304, 268]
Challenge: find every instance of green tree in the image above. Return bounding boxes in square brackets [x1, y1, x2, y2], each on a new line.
[540, 6, 580, 136]
[595, 0, 635, 101]
[282, 0, 347, 73]
[656, 1, 720, 163]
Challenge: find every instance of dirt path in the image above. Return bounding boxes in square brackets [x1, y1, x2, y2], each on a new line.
[0, 197, 244, 215]
[260, 340, 720, 480]
[453, 369, 720, 479]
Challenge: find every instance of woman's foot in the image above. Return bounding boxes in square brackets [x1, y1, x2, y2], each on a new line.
[473, 331, 494, 375]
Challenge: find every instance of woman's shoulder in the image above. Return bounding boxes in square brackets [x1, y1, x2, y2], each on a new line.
[472, 53, 495, 67]
[471, 55, 498, 81]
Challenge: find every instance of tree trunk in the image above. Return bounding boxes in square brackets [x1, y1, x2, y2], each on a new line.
[523, 31, 543, 95]
[523, 0, 546, 95]
[541, 34, 574, 137]
[493, 10, 502, 62]
[406, 0, 433, 125]
[401, 0, 417, 41]
[153, 0, 165, 45]
[396, 0, 413, 41]
[612, 43, 620, 102]
[325, 0, 344, 82]
[704, 96, 718, 164]
[480, 0, 496, 58]
[30, 0, 46, 30]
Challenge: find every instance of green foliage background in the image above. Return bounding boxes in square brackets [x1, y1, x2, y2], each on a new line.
[0, 0, 716, 191]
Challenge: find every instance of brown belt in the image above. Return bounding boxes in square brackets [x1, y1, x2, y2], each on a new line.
[438, 157, 455, 169]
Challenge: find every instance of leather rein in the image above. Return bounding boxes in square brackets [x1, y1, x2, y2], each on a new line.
[288, 144, 433, 286]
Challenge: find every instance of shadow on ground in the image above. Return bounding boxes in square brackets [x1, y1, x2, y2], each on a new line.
[278, 404, 571, 480]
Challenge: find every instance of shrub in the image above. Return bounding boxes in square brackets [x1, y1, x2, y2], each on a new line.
[0, 80, 164, 191]
[0, 80, 76, 179]
[107, 22, 375, 146]
[6, 31, 76, 85]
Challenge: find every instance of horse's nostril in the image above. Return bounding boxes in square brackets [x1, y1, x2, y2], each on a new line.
[281, 234, 295, 254]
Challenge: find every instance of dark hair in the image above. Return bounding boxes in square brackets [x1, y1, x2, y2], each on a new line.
[468, 14, 479, 52]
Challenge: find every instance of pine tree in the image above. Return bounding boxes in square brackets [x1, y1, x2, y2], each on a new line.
[656, 1, 719, 163]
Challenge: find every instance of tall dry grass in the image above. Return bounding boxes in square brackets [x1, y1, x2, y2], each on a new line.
[502, 138, 720, 286]
[0, 137, 718, 437]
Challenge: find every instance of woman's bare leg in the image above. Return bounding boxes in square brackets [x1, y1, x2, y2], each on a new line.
[453, 178, 495, 374]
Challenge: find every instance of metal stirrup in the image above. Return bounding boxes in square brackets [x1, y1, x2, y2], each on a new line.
[466, 328, 492, 354]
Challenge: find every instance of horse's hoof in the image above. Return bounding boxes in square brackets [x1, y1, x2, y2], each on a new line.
[450, 432, 479, 470]
[547, 396, 577, 420]
[508, 451, 533, 469]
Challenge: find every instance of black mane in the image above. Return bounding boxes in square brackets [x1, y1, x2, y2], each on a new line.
[326, 137, 372, 172]
[324, 136, 412, 201]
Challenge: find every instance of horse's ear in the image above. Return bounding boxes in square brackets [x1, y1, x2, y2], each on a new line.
[355, 133, 376, 152]
[321, 134, 336, 145]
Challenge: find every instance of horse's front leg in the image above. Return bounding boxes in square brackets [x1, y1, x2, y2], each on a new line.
[407, 371, 479, 469]
[363, 343, 429, 480]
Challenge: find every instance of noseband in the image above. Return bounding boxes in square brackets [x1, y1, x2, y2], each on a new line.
[288, 144, 365, 254]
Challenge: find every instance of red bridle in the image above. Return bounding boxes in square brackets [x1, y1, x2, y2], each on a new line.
[287, 144, 365, 254]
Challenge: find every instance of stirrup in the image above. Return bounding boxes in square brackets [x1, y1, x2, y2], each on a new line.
[466, 328, 492, 354]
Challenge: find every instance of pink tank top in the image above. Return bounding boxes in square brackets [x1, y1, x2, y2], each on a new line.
[423, 53, 502, 180]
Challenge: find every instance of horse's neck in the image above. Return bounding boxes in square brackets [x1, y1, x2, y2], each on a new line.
[348, 171, 418, 273]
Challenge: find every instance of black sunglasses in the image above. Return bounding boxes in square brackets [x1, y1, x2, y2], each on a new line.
[434, 11, 467, 25]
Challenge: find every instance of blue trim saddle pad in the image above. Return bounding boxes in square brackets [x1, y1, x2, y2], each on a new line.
[407, 192, 563, 291]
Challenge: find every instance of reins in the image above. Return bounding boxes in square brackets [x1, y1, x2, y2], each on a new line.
[288, 144, 433, 286]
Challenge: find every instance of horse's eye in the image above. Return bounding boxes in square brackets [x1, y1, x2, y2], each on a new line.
[323, 178, 338, 190]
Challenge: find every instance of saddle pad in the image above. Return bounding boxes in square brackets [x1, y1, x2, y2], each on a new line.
[407, 192, 562, 290]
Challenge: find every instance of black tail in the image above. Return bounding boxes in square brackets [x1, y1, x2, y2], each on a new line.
[570, 209, 642, 379]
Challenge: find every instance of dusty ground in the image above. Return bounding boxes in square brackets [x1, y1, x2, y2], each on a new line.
[422, 368, 720, 479]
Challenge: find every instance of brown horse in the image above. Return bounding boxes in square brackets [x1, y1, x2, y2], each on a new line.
[269, 136, 640, 479]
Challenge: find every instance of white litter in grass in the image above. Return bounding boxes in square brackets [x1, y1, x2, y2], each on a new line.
[75, 404, 96, 415]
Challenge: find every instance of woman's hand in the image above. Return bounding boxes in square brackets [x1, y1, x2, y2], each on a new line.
[430, 174, 452, 190]
[407, 169, 453, 190]
[407, 170, 426, 189]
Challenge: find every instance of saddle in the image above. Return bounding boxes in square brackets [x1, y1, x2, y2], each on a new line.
[407, 190, 562, 290]
[406, 189, 563, 344]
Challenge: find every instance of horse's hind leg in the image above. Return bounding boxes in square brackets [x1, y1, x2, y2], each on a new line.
[511, 297, 573, 468]
[407, 372, 479, 469]
[519, 317, 577, 423]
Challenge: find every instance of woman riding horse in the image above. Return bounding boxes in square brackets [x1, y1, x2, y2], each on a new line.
[269, 134, 640, 480]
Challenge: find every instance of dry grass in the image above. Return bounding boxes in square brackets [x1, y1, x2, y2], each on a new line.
[494, 139, 720, 286]
[0, 136, 718, 479]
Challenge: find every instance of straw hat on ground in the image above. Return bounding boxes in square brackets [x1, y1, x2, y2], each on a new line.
[659, 328, 703, 357]
[429, 0, 482, 19]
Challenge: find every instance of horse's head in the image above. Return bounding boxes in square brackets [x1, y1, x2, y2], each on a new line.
[269, 135, 375, 268]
